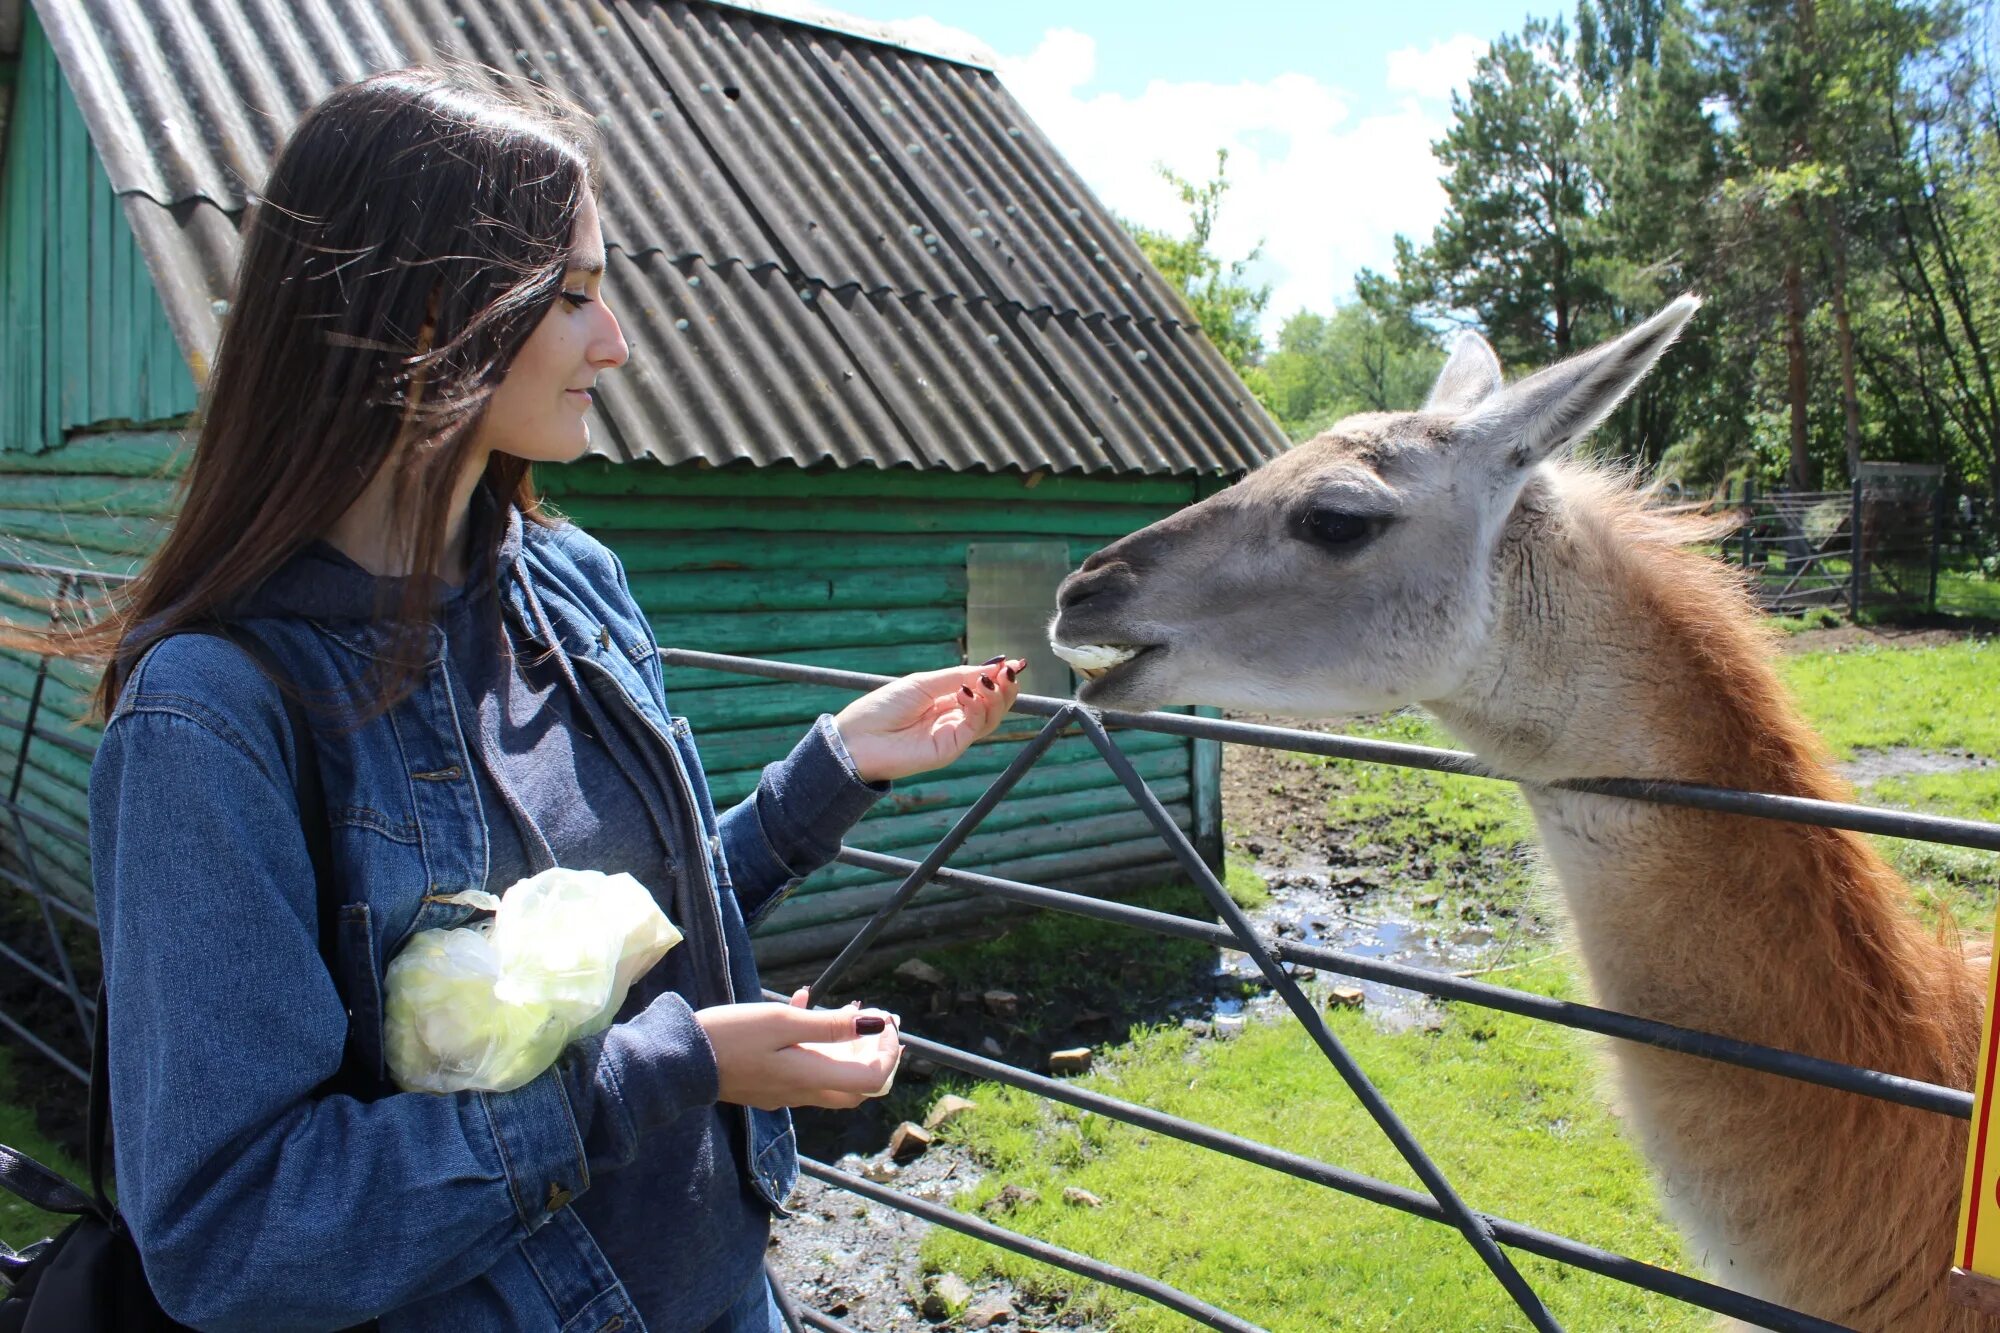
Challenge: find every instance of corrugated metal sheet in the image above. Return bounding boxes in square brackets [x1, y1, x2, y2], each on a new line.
[28, 0, 1285, 475]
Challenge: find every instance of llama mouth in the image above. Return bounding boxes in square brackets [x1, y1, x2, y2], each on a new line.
[1051, 641, 1158, 688]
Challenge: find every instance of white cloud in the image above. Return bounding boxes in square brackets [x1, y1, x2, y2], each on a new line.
[1384, 34, 1489, 101]
[994, 29, 1462, 335]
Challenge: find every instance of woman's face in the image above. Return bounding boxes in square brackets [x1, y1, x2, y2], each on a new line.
[476, 185, 628, 462]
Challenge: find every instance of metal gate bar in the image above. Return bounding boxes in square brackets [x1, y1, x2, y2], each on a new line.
[663, 648, 2000, 1332]
[799, 1156, 1267, 1332]
[763, 990, 1849, 1333]
[734, 656, 1562, 1329]
[662, 650, 2000, 853]
[833, 848, 1972, 1118]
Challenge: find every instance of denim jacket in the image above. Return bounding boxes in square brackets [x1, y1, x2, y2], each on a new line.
[88, 508, 883, 1331]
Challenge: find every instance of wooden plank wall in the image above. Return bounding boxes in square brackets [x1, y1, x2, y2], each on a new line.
[539, 459, 1210, 965]
[0, 440, 1219, 963]
[0, 432, 178, 908]
[0, 10, 195, 457]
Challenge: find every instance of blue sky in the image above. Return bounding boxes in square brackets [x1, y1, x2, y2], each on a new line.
[817, 1, 1562, 334]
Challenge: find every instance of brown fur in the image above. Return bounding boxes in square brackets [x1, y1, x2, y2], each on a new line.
[1483, 469, 1989, 1330]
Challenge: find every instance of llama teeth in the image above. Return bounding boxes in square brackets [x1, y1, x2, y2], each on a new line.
[1052, 642, 1140, 675]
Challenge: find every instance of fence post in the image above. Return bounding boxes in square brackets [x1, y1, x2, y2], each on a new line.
[1740, 480, 1755, 569]
[1930, 483, 1946, 615]
[1849, 476, 1865, 618]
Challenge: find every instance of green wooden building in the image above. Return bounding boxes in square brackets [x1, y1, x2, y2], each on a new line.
[0, 0, 1283, 968]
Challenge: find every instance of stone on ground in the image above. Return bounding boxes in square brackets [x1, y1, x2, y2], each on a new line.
[920, 1272, 973, 1321]
[1048, 1047, 1092, 1075]
[896, 957, 948, 988]
[888, 1121, 933, 1161]
[923, 1094, 978, 1131]
[964, 1294, 1015, 1328]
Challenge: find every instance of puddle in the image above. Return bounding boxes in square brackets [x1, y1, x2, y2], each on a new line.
[1838, 746, 1994, 784]
[1193, 865, 1515, 1034]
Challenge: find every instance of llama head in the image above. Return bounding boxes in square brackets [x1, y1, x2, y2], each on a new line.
[1048, 295, 1700, 715]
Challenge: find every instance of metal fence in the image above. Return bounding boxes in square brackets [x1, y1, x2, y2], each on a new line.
[1707, 473, 2000, 619]
[3, 564, 2000, 1330]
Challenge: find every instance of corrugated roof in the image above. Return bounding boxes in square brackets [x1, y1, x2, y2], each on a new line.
[28, 0, 1285, 475]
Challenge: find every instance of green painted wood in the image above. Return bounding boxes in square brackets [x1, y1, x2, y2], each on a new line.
[649, 608, 964, 655]
[0, 506, 164, 555]
[1191, 704, 1224, 871]
[660, 642, 958, 693]
[544, 459, 1197, 507]
[628, 565, 965, 613]
[762, 817, 1191, 929]
[0, 430, 184, 475]
[557, 495, 1174, 537]
[0, 11, 195, 454]
[691, 723, 1184, 791]
[3, 472, 179, 514]
[594, 532, 1069, 574]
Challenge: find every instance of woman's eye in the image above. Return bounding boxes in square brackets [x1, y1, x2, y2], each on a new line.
[1295, 508, 1375, 549]
[562, 290, 593, 308]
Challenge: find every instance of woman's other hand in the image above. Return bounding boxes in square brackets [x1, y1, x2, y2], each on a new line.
[695, 996, 901, 1111]
[833, 658, 1025, 782]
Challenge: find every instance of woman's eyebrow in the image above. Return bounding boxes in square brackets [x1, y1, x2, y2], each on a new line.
[568, 254, 606, 276]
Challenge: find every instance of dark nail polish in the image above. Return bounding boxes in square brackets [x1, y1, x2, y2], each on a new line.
[979, 674, 996, 689]
[960, 685, 976, 699]
[1003, 667, 1017, 682]
[855, 1015, 887, 1035]
[982, 655, 1007, 666]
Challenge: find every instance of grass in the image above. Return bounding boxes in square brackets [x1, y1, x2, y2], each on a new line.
[915, 631, 1997, 1329]
[923, 955, 1700, 1331]
[0, 1044, 88, 1251]
[1778, 638, 2000, 758]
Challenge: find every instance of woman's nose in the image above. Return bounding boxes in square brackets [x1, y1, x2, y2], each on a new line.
[593, 300, 630, 370]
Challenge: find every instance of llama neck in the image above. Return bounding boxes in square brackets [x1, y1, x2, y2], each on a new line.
[1425, 469, 1970, 1072]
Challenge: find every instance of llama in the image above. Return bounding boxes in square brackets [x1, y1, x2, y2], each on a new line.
[1048, 296, 1991, 1330]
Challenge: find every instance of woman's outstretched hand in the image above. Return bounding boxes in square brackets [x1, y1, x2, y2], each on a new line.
[695, 991, 901, 1111]
[833, 658, 1025, 782]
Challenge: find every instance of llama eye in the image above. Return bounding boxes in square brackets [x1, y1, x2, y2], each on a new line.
[1295, 507, 1376, 549]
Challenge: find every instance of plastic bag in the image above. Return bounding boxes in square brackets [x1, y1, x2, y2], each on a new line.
[383, 868, 683, 1093]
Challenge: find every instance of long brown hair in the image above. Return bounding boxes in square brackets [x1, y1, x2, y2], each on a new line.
[1, 65, 598, 725]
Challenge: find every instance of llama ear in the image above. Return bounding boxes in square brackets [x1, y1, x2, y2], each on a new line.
[1466, 294, 1701, 468]
[1425, 332, 1503, 412]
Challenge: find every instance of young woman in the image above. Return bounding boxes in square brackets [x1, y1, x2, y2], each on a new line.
[3, 67, 1023, 1331]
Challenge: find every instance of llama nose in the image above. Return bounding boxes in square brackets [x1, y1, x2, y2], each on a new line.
[1057, 559, 1135, 611]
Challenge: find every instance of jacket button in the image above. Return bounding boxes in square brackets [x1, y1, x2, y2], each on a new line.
[546, 1181, 573, 1212]
[597, 625, 613, 650]
[598, 1318, 624, 1332]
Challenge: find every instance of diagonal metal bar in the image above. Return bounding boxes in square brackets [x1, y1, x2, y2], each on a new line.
[763, 987, 1853, 1333]
[797, 1156, 1266, 1332]
[1071, 706, 1562, 1332]
[5, 589, 95, 1048]
[807, 706, 1074, 1004]
[767, 981, 1847, 1329]
[834, 847, 1973, 1119]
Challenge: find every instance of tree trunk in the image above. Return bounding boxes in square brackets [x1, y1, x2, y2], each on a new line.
[1785, 253, 1815, 491]
[1828, 202, 1863, 480]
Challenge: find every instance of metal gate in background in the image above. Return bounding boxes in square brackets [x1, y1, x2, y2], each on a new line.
[3, 558, 2000, 1330]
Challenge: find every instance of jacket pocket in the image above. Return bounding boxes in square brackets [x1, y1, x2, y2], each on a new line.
[334, 902, 388, 1086]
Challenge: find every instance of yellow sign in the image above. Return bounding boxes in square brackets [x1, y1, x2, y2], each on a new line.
[1956, 933, 2000, 1283]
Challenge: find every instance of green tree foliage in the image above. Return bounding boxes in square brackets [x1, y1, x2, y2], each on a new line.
[1246, 298, 1446, 441]
[1383, 0, 1998, 501]
[1411, 18, 1604, 366]
[1123, 150, 1270, 377]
